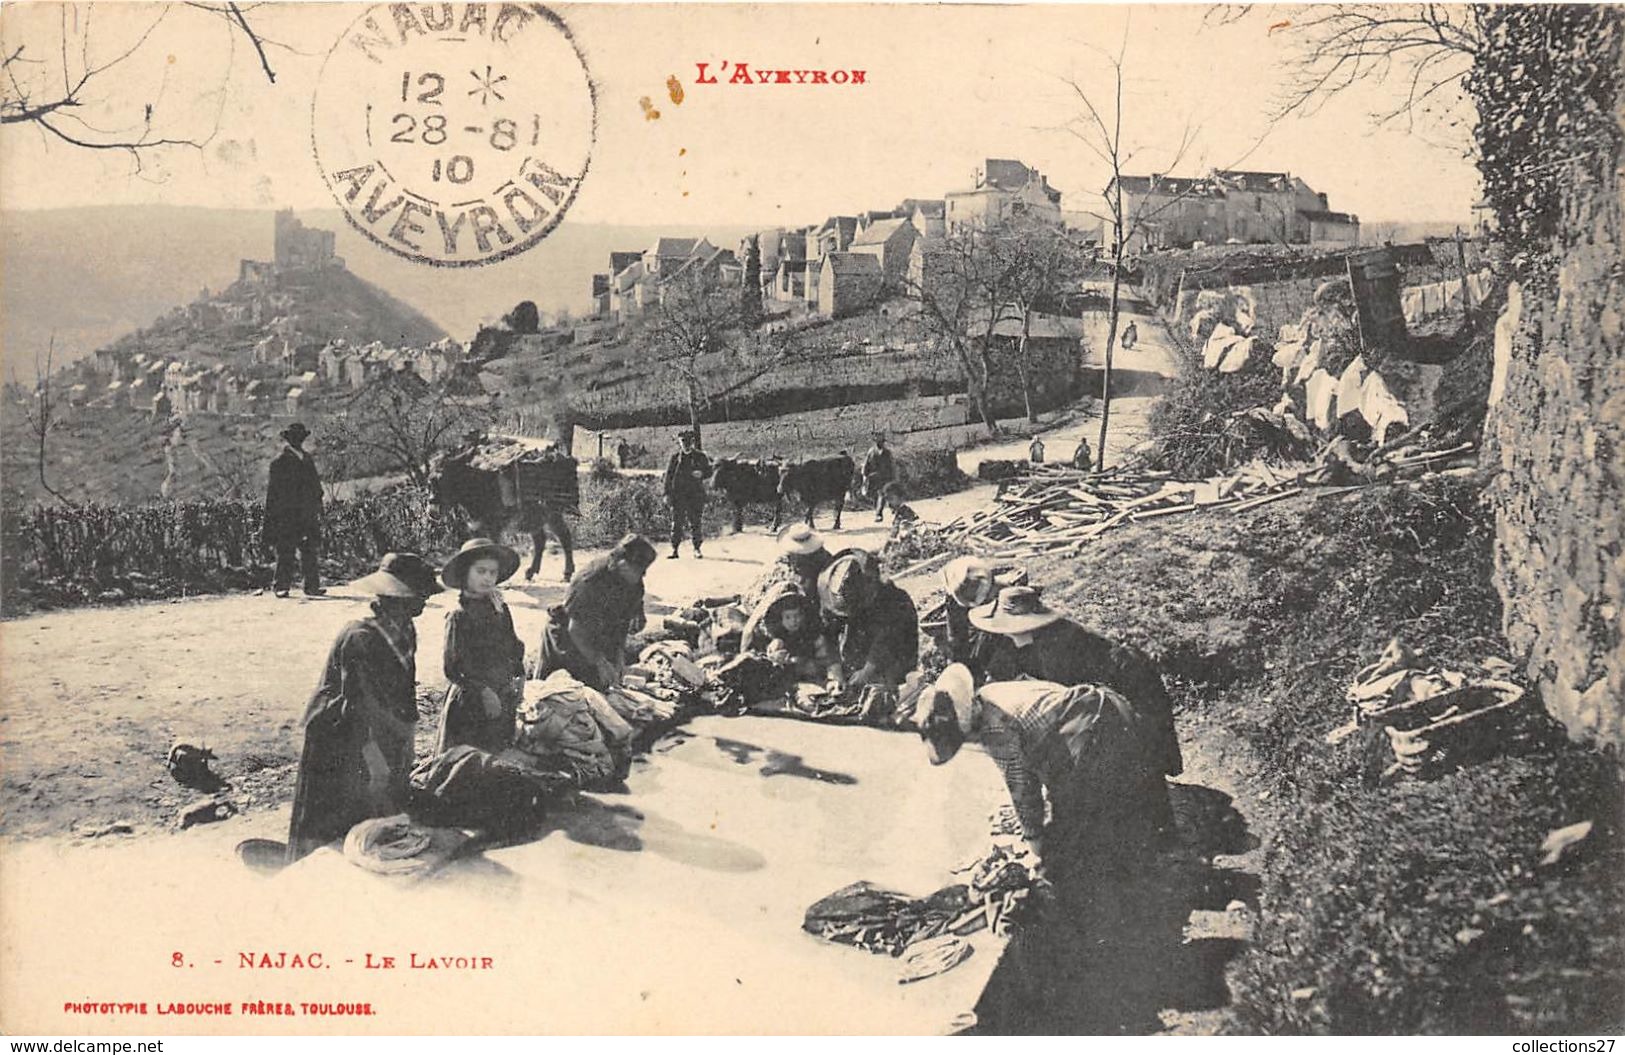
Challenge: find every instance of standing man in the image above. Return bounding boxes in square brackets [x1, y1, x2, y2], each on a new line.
[663, 429, 712, 559]
[264, 422, 325, 598]
[1028, 436, 1046, 464]
[861, 430, 898, 523]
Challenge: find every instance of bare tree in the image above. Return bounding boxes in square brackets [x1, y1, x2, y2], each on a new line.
[1063, 44, 1209, 468]
[0, 2, 284, 169]
[328, 370, 498, 488]
[20, 337, 69, 503]
[907, 219, 1024, 435]
[1210, 4, 1484, 130]
[996, 218, 1091, 423]
[627, 268, 811, 445]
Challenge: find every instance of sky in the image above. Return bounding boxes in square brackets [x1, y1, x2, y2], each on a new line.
[0, 1, 1484, 230]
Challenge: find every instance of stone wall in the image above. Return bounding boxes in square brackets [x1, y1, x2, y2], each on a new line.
[1486, 63, 1625, 748]
[575, 393, 973, 461]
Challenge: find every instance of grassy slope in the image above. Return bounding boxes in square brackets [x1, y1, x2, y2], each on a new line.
[1026, 476, 1623, 1034]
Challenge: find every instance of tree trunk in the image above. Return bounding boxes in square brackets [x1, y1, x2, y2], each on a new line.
[1096, 257, 1123, 469]
[1016, 328, 1036, 424]
[687, 378, 702, 447]
[977, 349, 1000, 435]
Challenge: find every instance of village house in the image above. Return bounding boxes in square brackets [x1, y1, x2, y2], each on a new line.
[1105, 167, 1360, 250]
[591, 274, 612, 318]
[819, 252, 885, 318]
[106, 381, 130, 409]
[901, 199, 947, 240]
[772, 228, 812, 303]
[945, 159, 1064, 232]
[848, 217, 919, 293]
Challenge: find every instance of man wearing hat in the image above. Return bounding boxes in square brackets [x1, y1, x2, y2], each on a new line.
[917, 664, 1163, 873]
[860, 430, 898, 523]
[263, 422, 325, 598]
[535, 534, 658, 690]
[818, 548, 919, 693]
[286, 553, 442, 863]
[969, 584, 1184, 830]
[662, 429, 713, 559]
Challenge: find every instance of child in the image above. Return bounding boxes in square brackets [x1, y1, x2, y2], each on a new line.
[437, 538, 526, 754]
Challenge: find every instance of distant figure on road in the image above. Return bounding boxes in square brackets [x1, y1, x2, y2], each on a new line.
[663, 429, 712, 559]
[1121, 321, 1139, 350]
[861, 430, 898, 523]
[616, 439, 631, 469]
[1070, 436, 1094, 472]
[1028, 437, 1046, 464]
[264, 422, 325, 598]
[285, 553, 441, 864]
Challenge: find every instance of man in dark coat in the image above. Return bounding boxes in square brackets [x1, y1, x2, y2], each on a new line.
[264, 422, 325, 597]
[663, 429, 712, 559]
[861, 431, 898, 523]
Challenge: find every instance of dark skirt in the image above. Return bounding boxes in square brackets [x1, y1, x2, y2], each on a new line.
[436, 682, 520, 755]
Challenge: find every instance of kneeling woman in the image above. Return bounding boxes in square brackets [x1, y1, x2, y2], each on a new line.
[286, 553, 442, 864]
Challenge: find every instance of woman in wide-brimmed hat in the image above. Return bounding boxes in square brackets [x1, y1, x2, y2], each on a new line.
[436, 538, 526, 755]
[967, 584, 1185, 834]
[940, 557, 1030, 670]
[915, 663, 1163, 875]
[285, 553, 441, 864]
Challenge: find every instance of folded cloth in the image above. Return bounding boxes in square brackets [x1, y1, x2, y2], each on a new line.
[1203, 323, 1242, 369]
[898, 936, 974, 985]
[1359, 369, 1410, 445]
[1305, 369, 1338, 430]
[1336, 355, 1368, 419]
[1402, 288, 1425, 324]
[1217, 336, 1255, 373]
[1295, 339, 1323, 384]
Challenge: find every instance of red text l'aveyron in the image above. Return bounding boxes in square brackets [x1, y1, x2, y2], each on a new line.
[694, 62, 868, 86]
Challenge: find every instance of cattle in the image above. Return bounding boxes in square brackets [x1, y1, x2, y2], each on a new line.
[709, 457, 785, 533]
[429, 441, 578, 581]
[778, 454, 856, 530]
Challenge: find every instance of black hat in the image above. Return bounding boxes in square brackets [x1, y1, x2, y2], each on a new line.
[281, 422, 311, 444]
[611, 533, 658, 569]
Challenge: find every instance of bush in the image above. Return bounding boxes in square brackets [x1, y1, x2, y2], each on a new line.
[5, 486, 461, 614]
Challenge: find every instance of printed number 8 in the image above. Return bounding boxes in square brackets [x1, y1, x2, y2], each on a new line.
[172, 951, 185, 967]
[490, 118, 517, 151]
[422, 114, 448, 146]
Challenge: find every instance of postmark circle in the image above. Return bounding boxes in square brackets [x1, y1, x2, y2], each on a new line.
[312, 3, 595, 268]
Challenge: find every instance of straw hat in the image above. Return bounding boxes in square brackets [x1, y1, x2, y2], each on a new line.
[817, 552, 877, 618]
[350, 553, 442, 599]
[777, 523, 825, 557]
[440, 537, 521, 589]
[342, 814, 466, 877]
[916, 663, 977, 765]
[941, 556, 997, 609]
[969, 585, 1063, 635]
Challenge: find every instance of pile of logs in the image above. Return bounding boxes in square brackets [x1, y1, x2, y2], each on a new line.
[943, 439, 1478, 561]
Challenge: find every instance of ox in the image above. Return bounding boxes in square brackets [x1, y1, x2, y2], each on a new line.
[778, 453, 856, 530]
[429, 443, 577, 581]
[709, 457, 785, 533]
